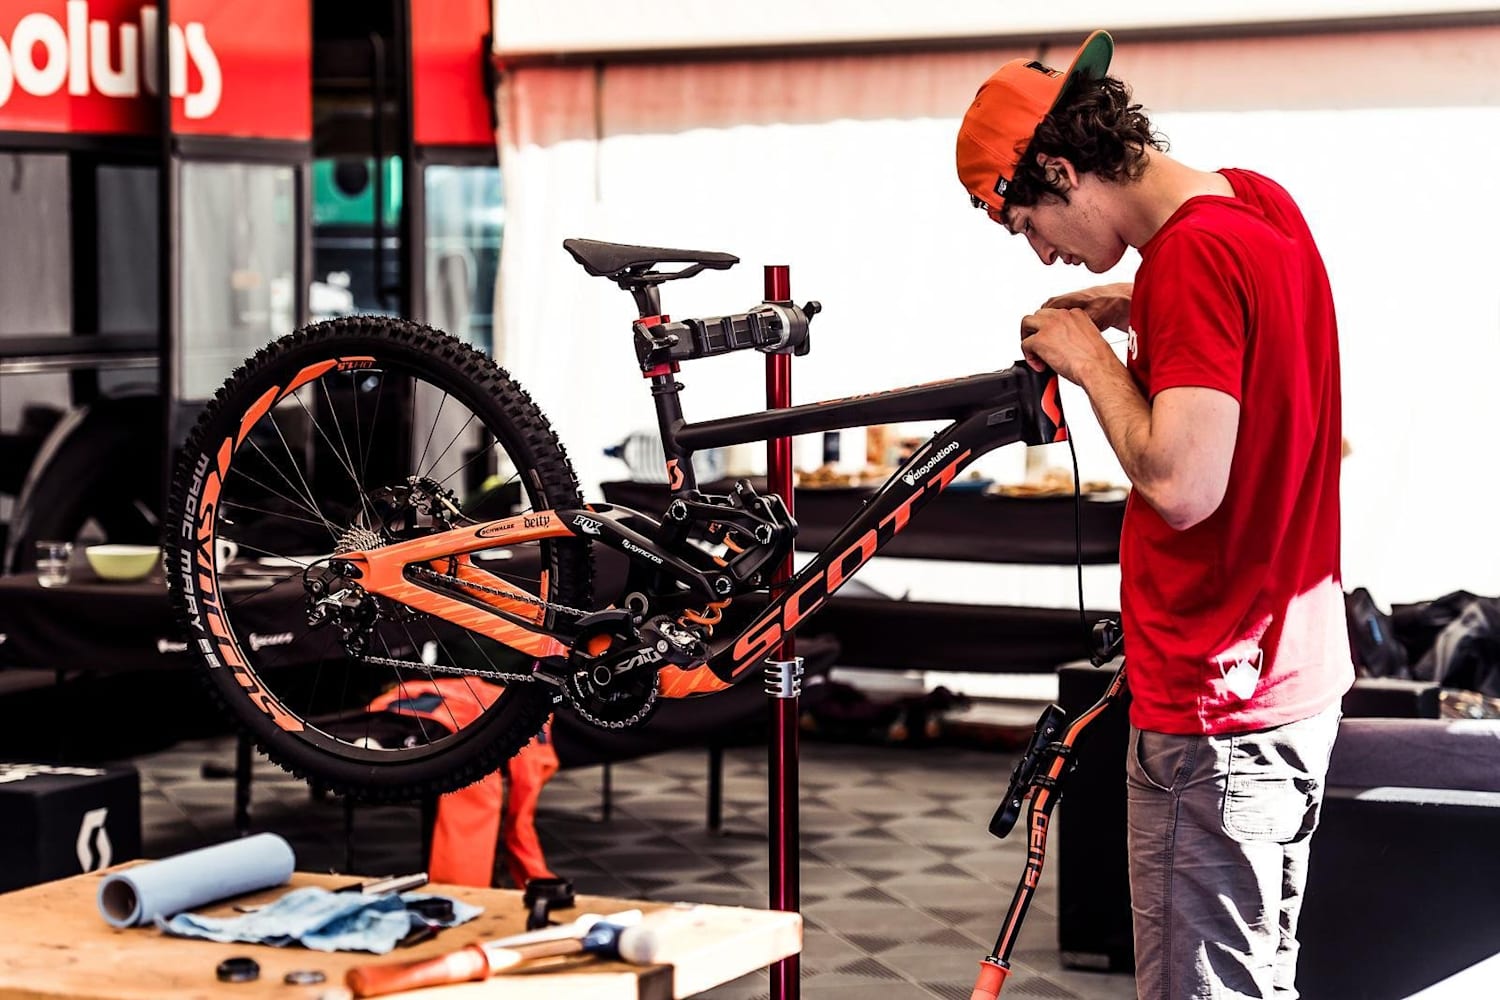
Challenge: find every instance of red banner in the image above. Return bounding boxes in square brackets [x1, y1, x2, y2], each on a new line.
[411, 0, 493, 147]
[0, 0, 309, 139]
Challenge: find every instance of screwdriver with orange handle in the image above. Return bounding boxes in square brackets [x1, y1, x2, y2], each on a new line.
[346, 912, 657, 997]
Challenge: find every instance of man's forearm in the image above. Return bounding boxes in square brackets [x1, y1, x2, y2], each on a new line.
[1078, 356, 1170, 510]
[1076, 356, 1238, 530]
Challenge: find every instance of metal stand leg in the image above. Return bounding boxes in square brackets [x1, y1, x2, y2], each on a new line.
[343, 796, 356, 873]
[764, 263, 801, 1000]
[600, 762, 613, 822]
[707, 745, 724, 833]
[234, 732, 252, 836]
[767, 658, 802, 1000]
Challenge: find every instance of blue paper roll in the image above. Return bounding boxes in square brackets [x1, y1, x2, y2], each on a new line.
[97, 832, 296, 928]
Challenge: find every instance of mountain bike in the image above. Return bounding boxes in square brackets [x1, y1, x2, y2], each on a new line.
[165, 238, 1068, 801]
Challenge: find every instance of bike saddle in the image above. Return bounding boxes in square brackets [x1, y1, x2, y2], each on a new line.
[563, 238, 739, 281]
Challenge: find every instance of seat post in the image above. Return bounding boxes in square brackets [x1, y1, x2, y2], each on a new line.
[625, 279, 661, 319]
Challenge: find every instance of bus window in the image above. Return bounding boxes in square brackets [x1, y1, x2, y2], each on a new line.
[178, 162, 297, 400]
[0, 154, 71, 339]
[312, 156, 402, 318]
[97, 166, 160, 337]
[424, 164, 502, 353]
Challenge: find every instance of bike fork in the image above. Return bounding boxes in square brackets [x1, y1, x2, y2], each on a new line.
[970, 622, 1127, 999]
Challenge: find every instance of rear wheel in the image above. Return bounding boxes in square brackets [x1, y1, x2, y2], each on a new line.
[165, 316, 591, 801]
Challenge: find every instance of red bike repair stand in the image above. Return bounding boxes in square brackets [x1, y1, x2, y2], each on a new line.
[763, 264, 802, 1000]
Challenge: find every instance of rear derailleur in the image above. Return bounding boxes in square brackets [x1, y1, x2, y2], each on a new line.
[300, 477, 462, 657]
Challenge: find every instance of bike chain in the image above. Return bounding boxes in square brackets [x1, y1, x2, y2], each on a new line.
[354, 563, 659, 730]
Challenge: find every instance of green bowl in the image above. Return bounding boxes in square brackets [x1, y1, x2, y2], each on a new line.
[85, 544, 160, 582]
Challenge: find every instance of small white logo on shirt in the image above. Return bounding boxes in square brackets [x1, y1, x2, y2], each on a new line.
[1216, 648, 1264, 700]
[1127, 329, 1139, 361]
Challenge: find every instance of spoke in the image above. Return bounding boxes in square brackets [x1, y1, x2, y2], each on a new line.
[359, 370, 387, 488]
[464, 632, 523, 691]
[334, 620, 355, 743]
[266, 409, 335, 533]
[394, 619, 466, 737]
[419, 412, 479, 484]
[264, 407, 345, 548]
[351, 370, 368, 493]
[438, 441, 512, 502]
[245, 431, 341, 545]
[217, 572, 303, 607]
[414, 389, 447, 476]
[422, 624, 484, 734]
[308, 379, 379, 531]
[414, 391, 449, 479]
[220, 498, 329, 531]
[232, 446, 340, 539]
[374, 632, 439, 746]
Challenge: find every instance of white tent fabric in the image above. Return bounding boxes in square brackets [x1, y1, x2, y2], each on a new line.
[495, 25, 1500, 607]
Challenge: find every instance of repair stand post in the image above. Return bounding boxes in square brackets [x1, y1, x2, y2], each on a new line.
[764, 263, 801, 1000]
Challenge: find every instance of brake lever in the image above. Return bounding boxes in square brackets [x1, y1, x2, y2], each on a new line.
[987, 703, 1069, 840]
[1091, 618, 1125, 666]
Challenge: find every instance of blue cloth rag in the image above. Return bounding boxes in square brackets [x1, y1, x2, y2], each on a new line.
[157, 887, 481, 954]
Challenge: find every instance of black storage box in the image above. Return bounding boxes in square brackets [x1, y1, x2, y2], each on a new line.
[1296, 719, 1500, 999]
[0, 762, 140, 892]
[1055, 662, 1134, 972]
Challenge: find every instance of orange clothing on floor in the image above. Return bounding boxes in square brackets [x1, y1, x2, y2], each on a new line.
[366, 679, 559, 888]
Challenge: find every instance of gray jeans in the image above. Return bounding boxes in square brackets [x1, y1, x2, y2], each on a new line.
[1126, 703, 1341, 999]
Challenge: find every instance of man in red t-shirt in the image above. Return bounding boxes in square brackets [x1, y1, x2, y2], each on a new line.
[956, 31, 1352, 999]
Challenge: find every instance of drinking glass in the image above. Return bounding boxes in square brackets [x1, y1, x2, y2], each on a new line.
[35, 540, 72, 588]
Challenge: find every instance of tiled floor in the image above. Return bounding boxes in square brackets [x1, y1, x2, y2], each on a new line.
[133, 734, 1137, 1000]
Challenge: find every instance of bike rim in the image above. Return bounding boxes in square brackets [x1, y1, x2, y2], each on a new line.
[193, 348, 562, 764]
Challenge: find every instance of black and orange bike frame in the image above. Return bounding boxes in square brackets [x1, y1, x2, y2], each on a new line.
[204, 358, 1069, 704]
[184, 307, 1066, 715]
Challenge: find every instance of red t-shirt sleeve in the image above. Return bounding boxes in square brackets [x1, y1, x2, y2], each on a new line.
[1138, 227, 1249, 402]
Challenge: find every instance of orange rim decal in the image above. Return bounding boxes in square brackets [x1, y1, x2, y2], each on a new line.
[238, 386, 282, 447]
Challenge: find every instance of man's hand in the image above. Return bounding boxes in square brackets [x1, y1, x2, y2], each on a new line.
[1042, 282, 1133, 332]
[1019, 307, 1115, 386]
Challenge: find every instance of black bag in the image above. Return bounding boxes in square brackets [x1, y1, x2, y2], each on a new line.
[1345, 588, 1409, 679]
[1392, 590, 1480, 666]
[1414, 597, 1500, 697]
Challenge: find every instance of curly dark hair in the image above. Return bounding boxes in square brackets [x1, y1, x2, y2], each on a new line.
[1003, 74, 1167, 213]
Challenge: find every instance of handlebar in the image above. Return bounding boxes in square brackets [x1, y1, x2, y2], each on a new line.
[1015, 364, 1069, 446]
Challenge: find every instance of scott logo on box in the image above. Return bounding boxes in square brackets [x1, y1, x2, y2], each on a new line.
[0, 1, 219, 118]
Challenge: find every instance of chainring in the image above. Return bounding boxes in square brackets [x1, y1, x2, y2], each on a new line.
[563, 617, 662, 729]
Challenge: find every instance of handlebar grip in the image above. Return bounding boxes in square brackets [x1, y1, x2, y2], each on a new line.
[971, 958, 1009, 1000]
[1016, 363, 1068, 446]
[346, 944, 490, 997]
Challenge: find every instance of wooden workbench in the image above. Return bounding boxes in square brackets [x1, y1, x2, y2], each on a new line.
[0, 867, 802, 999]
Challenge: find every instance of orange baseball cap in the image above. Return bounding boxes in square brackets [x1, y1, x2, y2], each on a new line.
[956, 30, 1114, 222]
